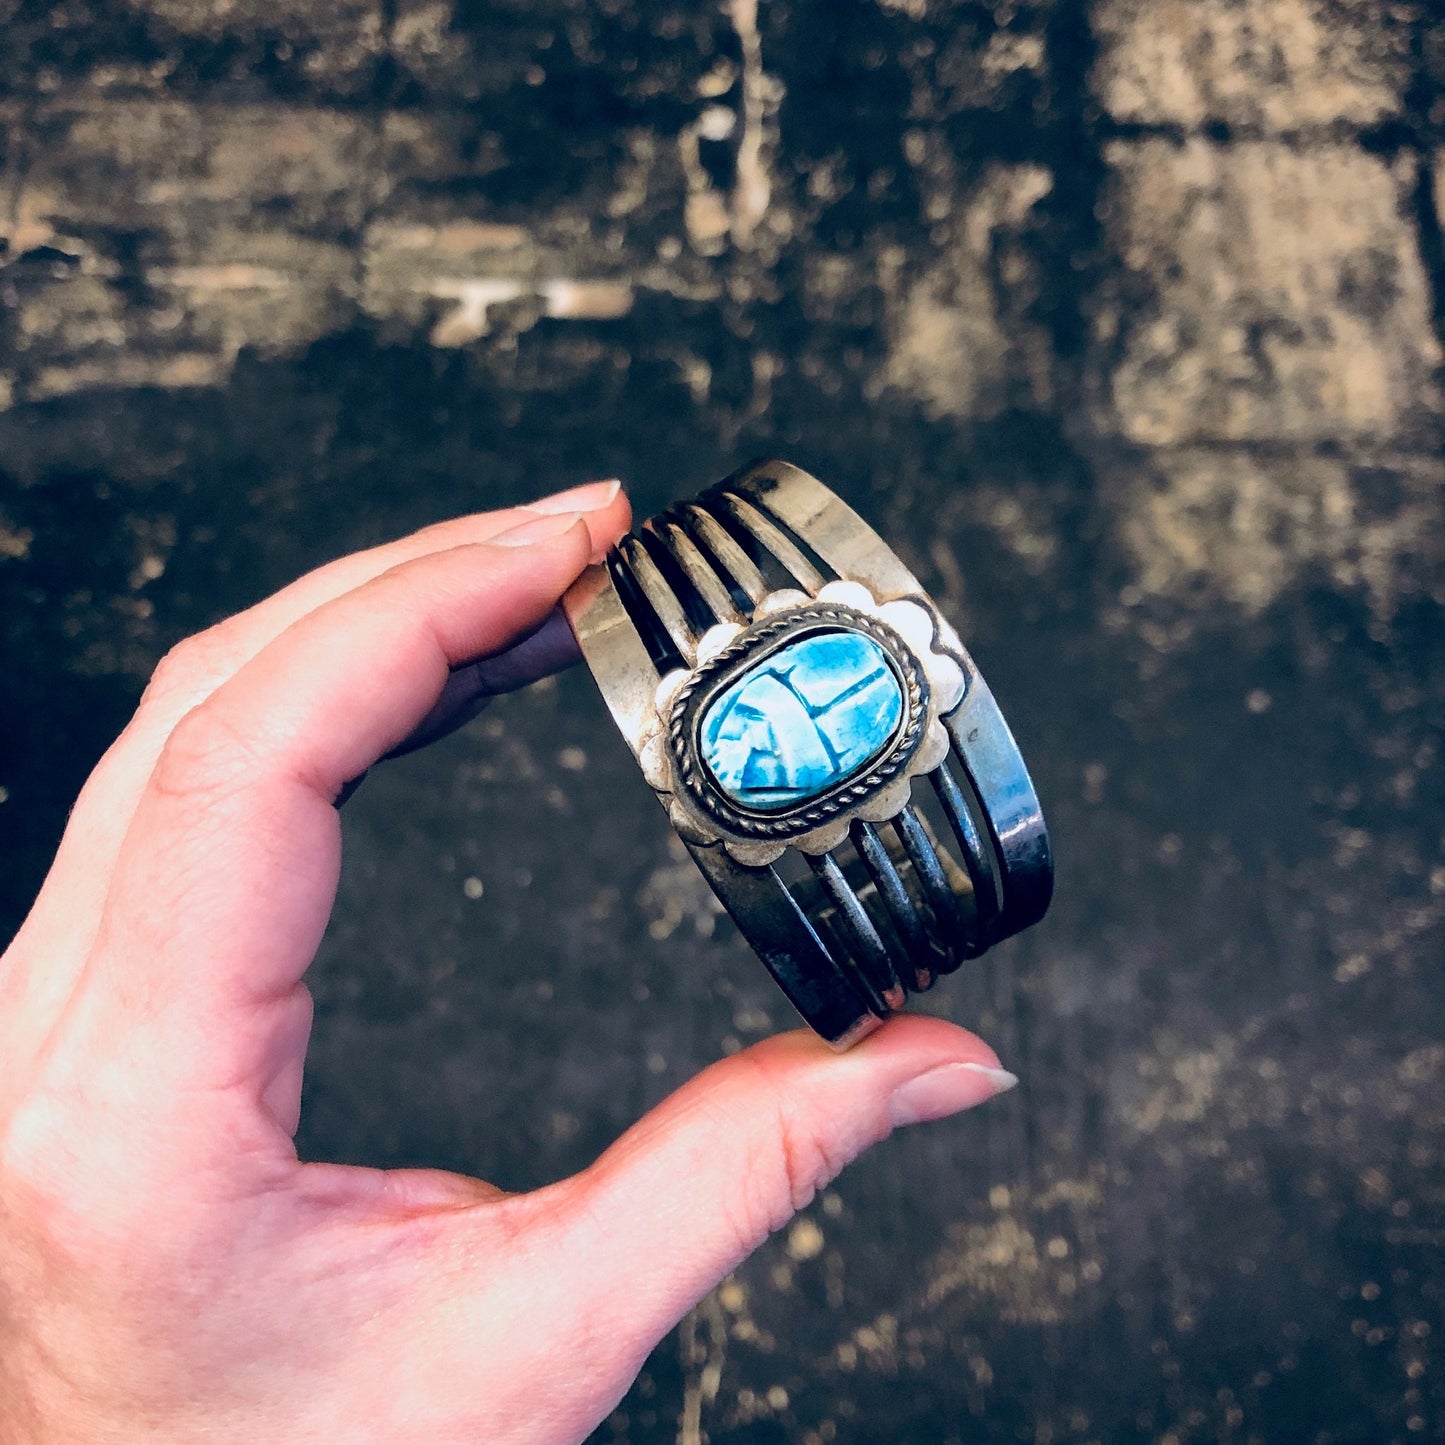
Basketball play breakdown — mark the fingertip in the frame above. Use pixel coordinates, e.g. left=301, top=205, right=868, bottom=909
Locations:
left=843, top=1016, right=1012, bottom=1129
left=487, top=503, right=628, bottom=571
left=745, top=1014, right=1002, bottom=1082
left=519, top=478, right=631, bottom=564
left=582, top=485, right=632, bottom=563
left=737, top=1014, right=1012, bottom=1132
left=526, top=478, right=623, bottom=515
left=486, top=512, right=595, bottom=551
left=886, top=1061, right=1019, bottom=1128
left=849, top=1012, right=1004, bottom=1073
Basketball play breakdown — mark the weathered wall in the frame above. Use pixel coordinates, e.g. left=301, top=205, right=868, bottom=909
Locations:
left=1, top=2, right=1442, bottom=1443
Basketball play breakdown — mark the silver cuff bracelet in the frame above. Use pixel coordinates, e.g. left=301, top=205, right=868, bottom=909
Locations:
left=564, top=460, right=1052, bottom=1048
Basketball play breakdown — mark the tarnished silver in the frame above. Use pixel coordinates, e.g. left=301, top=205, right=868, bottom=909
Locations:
left=564, top=460, right=1053, bottom=1048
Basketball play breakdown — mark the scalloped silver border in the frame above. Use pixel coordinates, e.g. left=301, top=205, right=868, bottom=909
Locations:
left=634, top=580, right=969, bottom=868
left=667, top=603, right=929, bottom=839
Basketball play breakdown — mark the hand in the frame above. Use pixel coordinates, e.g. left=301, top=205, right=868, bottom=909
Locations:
left=0, top=480, right=1017, bottom=1445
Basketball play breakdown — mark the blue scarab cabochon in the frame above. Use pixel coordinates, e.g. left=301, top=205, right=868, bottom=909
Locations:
left=698, top=629, right=906, bottom=812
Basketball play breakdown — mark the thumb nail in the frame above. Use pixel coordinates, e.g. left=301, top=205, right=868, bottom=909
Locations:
left=887, top=1062, right=1019, bottom=1128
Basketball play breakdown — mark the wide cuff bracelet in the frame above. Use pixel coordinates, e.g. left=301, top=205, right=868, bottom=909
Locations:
left=563, top=460, right=1053, bottom=1049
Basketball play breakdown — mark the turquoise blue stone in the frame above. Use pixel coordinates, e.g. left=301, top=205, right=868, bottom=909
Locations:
left=699, top=630, right=904, bottom=812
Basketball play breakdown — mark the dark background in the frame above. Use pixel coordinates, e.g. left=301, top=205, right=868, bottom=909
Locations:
left=2, top=1, right=1443, bottom=1441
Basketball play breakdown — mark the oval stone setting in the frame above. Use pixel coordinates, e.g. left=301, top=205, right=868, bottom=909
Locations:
left=698, top=629, right=905, bottom=812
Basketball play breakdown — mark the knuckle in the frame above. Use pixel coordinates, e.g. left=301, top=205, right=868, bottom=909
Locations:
left=140, top=628, right=239, bottom=714
left=1, top=1090, right=194, bottom=1290
left=1, top=1096, right=124, bottom=1258
left=725, top=1061, right=850, bottom=1253
left=150, top=699, right=256, bottom=803
left=769, top=1096, right=843, bottom=1216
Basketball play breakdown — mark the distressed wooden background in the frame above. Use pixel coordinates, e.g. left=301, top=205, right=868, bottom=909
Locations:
left=2, top=2, right=1443, bottom=1442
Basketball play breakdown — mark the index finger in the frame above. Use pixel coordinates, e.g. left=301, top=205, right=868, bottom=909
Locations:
left=4, top=482, right=628, bottom=1035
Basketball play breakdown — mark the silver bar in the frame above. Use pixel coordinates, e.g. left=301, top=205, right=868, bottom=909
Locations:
left=892, top=804, right=966, bottom=969
left=809, top=852, right=905, bottom=1012
left=731, top=461, right=920, bottom=600
left=715, top=490, right=827, bottom=594
left=681, top=502, right=769, bottom=608
left=932, top=762, right=1003, bottom=926
left=618, top=535, right=697, bottom=666
left=561, top=563, right=662, bottom=750
left=851, top=820, right=935, bottom=991
left=652, top=519, right=744, bottom=625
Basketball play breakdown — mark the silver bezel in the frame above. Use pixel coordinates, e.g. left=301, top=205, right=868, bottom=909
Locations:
left=634, top=579, right=969, bottom=868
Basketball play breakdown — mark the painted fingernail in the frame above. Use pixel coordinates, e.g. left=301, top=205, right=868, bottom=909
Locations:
left=527, top=479, right=622, bottom=515
left=488, top=512, right=590, bottom=548
left=887, top=1062, right=1019, bottom=1128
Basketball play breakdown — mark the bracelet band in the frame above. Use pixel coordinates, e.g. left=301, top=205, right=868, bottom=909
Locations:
left=564, top=461, right=1052, bottom=1048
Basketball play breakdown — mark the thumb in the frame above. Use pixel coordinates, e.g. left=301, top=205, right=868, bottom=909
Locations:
left=547, top=1015, right=1015, bottom=1360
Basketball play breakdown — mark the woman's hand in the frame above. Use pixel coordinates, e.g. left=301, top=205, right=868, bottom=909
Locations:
left=0, top=480, right=1015, bottom=1445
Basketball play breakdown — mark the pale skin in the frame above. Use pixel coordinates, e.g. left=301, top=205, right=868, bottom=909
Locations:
left=0, top=480, right=1016, bottom=1445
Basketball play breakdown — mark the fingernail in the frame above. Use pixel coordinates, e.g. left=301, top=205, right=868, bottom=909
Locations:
left=488, top=512, right=590, bottom=548
left=887, top=1062, right=1019, bottom=1128
left=526, top=479, right=622, bottom=515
